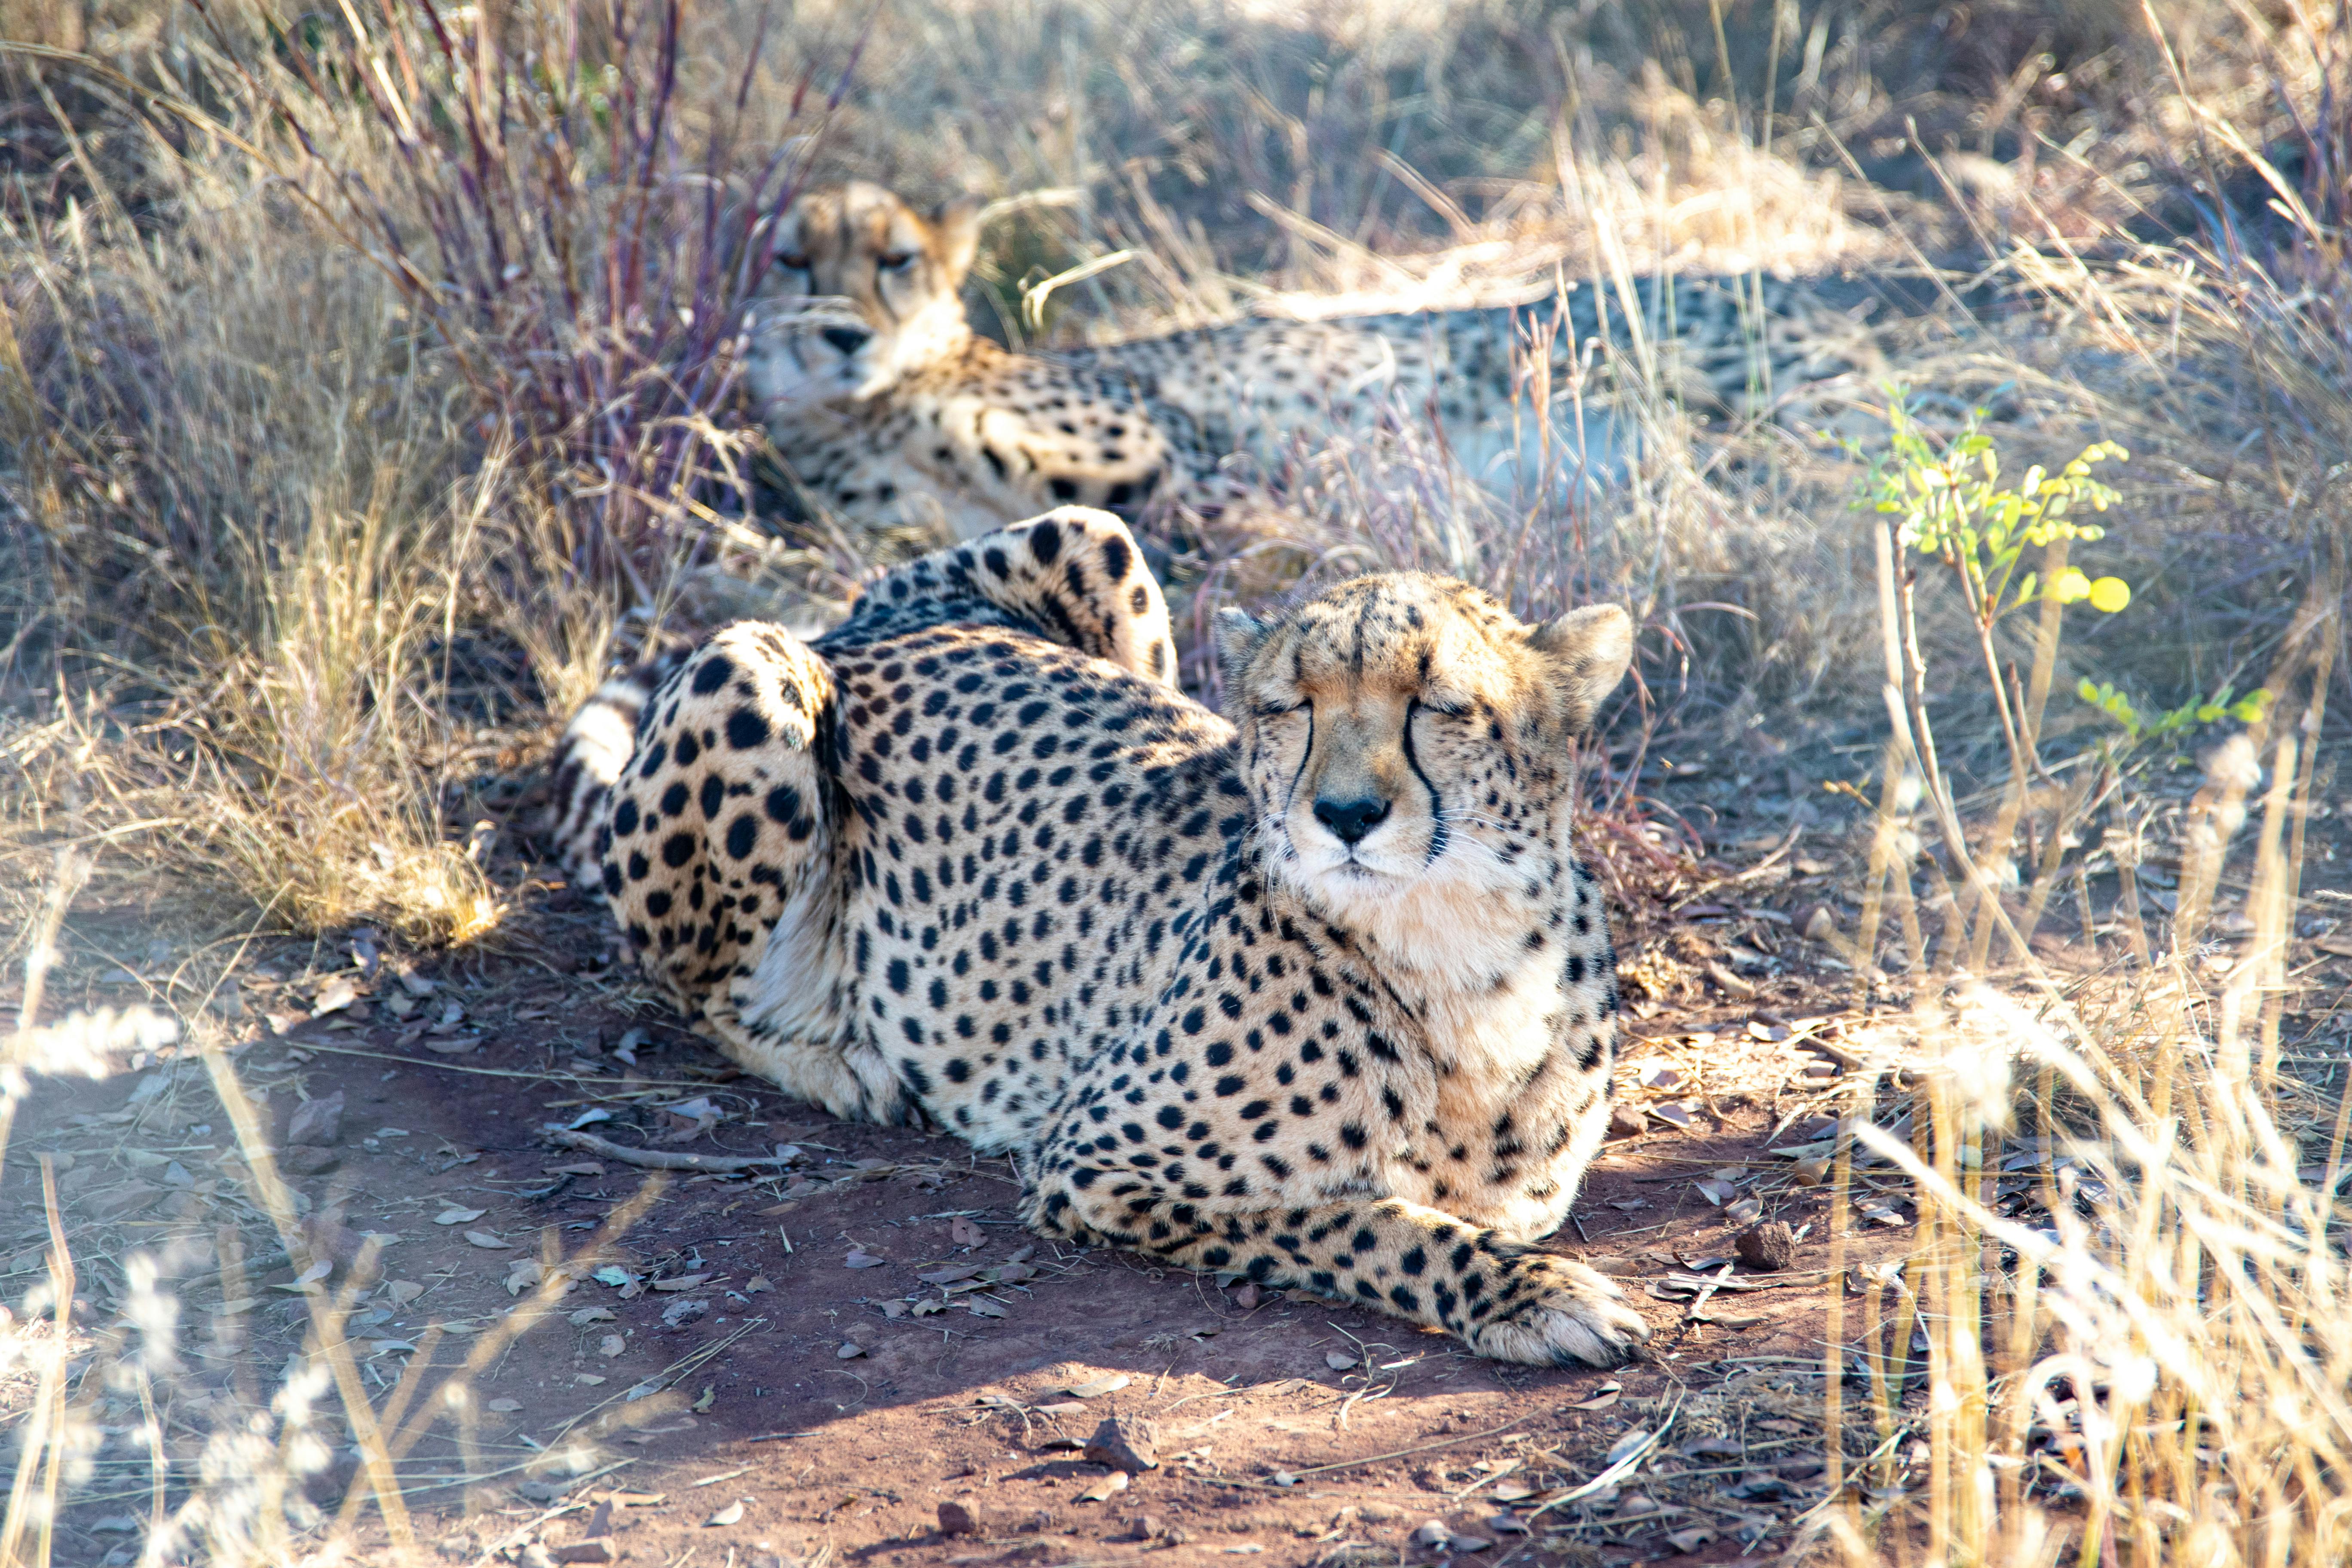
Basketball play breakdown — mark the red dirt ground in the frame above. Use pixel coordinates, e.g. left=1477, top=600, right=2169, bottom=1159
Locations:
left=10, top=773, right=2346, bottom=1568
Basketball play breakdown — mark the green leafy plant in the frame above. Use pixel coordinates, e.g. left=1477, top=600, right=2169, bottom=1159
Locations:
left=1846, top=393, right=2155, bottom=973
left=2076, top=679, right=2272, bottom=747
left=1859, top=399, right=2133, bottom=780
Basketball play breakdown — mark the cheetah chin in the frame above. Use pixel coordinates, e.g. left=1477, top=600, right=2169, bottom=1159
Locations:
left=545, top=507, right=1653, bottom=1366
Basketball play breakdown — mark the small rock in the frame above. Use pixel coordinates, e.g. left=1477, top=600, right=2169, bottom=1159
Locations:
left=1412, top=1519, right=1451, bottom=1548
left=1608, top=1105, right=1648, bottom=1139
left=1127, top=1513, right=1163, bottom=1541
left=301, top=1216, right=370, bottom=1270
left=286, top=1090, right=346, bottom=1148
left=1735, top=1220, right=1798, bottom=1272
left=517, top=1479, right=570, bottom=1504
left=89, top=1182, right=163, bottom=1220
left=282, top=1142, right=343, bottom=1175
left=661, top=1297, right=710, bottom=1329
left=549, top=1543, right=617, bottom=1565
left=937, top=1501, right=982, bottom=1537
left=518, top=1547, right=556, bottom=1568
left=1083, top=1413, right=1159, bottom=1474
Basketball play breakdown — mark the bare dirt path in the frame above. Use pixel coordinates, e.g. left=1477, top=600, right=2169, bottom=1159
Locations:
left=7, top=880, right=1905, bottom=1568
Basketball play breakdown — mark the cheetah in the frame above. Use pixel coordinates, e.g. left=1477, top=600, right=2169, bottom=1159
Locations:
left=742, top=180, right=1876, bottom=539
left=547, top=506, right=1652, bottom=1365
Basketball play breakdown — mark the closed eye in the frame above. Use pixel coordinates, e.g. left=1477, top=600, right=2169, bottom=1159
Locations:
left=776, top=252, right=811, bottom=272
left=1254, top=701, right=1305, bottom=719
left=1416, top=701, right=1470, bottom=718
left=878, top=251, right=918, bottom=272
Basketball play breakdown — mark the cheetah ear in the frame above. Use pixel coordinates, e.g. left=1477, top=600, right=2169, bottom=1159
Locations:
left=1526, top=603, right=1633, bottom=733
left=929, top=196, right=984, bottom=285
left=1213, top=607, right=1269, bottom=690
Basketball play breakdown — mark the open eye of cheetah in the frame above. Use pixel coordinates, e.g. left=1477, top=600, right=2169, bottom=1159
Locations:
left=1215, top=575, right=1632, bottom=971
left=742, top=180, right=980, bottom=410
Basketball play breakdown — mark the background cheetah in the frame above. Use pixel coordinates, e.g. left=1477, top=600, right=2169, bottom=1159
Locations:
left=744, top=181, right=1879, bottom=539
left=548, top=507, right=1651, bottom=1365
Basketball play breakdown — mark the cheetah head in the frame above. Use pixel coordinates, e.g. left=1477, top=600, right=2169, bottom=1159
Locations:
left=742, top=181, right=981, bottom=411
left=1216, top=575, right=1632, bottom=970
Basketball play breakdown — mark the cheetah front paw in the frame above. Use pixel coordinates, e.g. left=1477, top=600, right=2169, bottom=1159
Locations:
left=1468, top=1257, right=1653, bottom=1367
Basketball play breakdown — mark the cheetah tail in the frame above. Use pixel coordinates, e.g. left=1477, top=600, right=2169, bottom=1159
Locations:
left=540, top=647, right=692, bottom=888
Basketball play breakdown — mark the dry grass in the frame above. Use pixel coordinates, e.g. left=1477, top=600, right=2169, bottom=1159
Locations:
left=0, top=0, right=2346, bottom=1564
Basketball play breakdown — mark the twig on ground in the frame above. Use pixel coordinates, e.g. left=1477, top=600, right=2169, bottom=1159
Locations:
left=547, top=1130, right=806, bottom=1171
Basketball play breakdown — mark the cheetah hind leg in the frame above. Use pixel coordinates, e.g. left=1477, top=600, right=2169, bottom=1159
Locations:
left=1031, top=1188, right=1651, bottom=1367
left=597, top=622, right=904, bottom=1125
left=542, top=644, right=695, bottom=887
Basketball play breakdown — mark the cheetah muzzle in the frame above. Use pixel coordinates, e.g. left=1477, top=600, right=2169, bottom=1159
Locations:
left=546, top=507, right=1651, bottom=1366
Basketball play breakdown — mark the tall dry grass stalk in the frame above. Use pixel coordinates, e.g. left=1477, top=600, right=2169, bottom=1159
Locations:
left=1817, top=721, right=2348, bottom=1564
left=1803, top=61, right=2352, bottom=1540
left=0, top=0, right=826, bottom=942
left=0, top=135, right=515, bottom=944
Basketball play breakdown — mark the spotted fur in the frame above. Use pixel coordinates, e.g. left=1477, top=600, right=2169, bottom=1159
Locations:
left=546, top=507, right=1650, bottom=1365
left=743, top=181, right=1877, bottom=539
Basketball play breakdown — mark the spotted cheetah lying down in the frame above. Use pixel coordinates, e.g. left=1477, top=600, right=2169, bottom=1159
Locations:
left=547, top=508, right=1651, bottom=1364
left=743, top=181, right=1874, bottom=539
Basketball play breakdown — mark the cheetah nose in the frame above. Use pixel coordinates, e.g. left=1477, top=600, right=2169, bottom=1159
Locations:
left=1313, top=795, right=1392, bottom=846
left=820, top=324, right=872, bottom=356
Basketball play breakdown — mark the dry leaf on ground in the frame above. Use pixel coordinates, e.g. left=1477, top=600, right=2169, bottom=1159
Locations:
left=311, top=978, right=360, bottom=1016
left=1059, top=1375, right=1131, bottom=1399
left=1570, top=1383, right=1622, bottom=1411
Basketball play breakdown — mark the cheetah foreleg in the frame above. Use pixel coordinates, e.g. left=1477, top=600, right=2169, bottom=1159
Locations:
left=1039, top=1188, right=1651, bottom=1367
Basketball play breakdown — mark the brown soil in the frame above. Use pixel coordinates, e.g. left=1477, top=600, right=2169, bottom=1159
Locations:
left=11, top=772, right=2347, bottom=1568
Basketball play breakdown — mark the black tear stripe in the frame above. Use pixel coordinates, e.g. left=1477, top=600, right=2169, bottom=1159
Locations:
left=1285, top=704, right=1317, bottom=821
left=1403, top=698, right=1448, bottom=865
left=865, top=206, right=906, bottom=326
